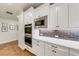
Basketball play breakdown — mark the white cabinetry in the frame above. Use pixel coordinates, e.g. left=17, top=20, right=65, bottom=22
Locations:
left=44, top=43, right=55, bottom=56
left=50, top=4, right=68, bottom=28
left=24, top=7, right=34, bottom=24
left=49, top=4, right=58, bottom=28
left=70, top=48, right=79, bottom=56
left=54, top=45, right=69, bottom=56
left=57, top=4, right=68, bottom=28
left=34, top=4, right=49, bottom=18
left=34, top=4, right=50, bottom=29
left=69, top=4, right=79, bottom=28
left=45, top=42, right=69, bottom=56
left=32, top=39, right=44, bottom=56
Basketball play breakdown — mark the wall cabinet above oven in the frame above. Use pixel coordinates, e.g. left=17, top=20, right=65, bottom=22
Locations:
left=24, top=7, right=34, bottom=24
left=34, top=4, right=49, bottom=19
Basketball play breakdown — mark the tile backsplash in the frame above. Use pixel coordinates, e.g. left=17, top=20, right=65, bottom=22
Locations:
left=39, top=29, right=79, bottom=41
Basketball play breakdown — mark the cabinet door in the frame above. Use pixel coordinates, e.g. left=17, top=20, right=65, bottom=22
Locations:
left=32, top=39, right=44, bottom=56
left=34, top=4, right=49, bottom=18
left=24, top=7, right=33, bottom=24
left=24, top=14, right=29, bottom=24
left=69, top=4, right=79, bottom=28
left=24, top=12, right=33, bottom=24
left=54, top=45, right=69, bottom=56
left=49, top=4, right=58, bottom=28
left=32, top=39, right=40, bottom=55
left=57, top=4, right=69, bottom=28
left=70, top=48, right=79, bottom=56
left=38, top=4, right=49, bottom=17
left=38, top=41, right=45, bottom=56
left=45, top=43, right=55, bottom=56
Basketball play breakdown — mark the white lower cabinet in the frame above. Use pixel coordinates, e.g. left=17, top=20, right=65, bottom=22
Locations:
left=70, top=48, right=79, bottom=56
left=32, top=39, right=44, bottom=56
left=44, top=42, right=69, bottom=56
left=54, top=45, right=69, bottom=56
left=32, top=39, right=79, bottom=56
left=44, top=43, right=55, bottom=56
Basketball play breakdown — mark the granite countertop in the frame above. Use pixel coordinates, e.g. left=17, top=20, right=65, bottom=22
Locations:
left=33, top=36, right=79, bottom=50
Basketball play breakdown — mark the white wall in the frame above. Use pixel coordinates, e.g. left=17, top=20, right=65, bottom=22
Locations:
left=0, top=17, right=18, bottom=44
left=18, top=12, right=25, bottom=50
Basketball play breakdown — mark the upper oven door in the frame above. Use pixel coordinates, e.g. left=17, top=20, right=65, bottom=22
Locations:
left=25, top=24, right=32, bottom=34
left=34, top=16, right=47, bottom=28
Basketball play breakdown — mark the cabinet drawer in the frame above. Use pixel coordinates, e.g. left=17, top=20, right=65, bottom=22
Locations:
left=70, top=48, right=79, bottom=56
left=56, top=45, right=69, bottom=52
left=54, top=49, right=68, bottom=56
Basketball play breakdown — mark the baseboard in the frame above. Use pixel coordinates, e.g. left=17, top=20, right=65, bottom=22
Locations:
left=18, top=44, right=25, bottom=50
left=0, top=39, right=17, bottom=44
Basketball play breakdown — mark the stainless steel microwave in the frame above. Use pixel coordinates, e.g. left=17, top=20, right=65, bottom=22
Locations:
left=34, top=16, right=47, bottom=28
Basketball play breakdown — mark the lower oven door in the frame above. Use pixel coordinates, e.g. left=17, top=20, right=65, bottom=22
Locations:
left=25, top=37, right=32, bottom=47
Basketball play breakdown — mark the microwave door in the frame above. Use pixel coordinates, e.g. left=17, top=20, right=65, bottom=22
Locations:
left=35, top=20, right=44, bottom=26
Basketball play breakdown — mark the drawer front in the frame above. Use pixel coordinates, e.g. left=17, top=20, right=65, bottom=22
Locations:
left=56, top=45, right=69, bottom=52
left=70, top=48, right=79, bottom=56
left=54, top=49, right=68, bottom=56
left=45, top=43, right=54, bottom=56
left=55, top=45, right=69, bottom=56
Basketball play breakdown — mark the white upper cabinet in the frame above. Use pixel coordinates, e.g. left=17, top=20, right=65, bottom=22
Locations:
left=69, top=4, right=79, bottom=28
left=49, top=4, right=58, bottom=28
left=49, top=4, right=68, bottom=28
left=24, top=7, right=34, bottom=24
left=57, top=4, right=69, bottom=28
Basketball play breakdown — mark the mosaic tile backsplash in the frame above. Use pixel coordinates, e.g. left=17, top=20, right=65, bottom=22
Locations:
left=39, top=29, right=79, bottom=41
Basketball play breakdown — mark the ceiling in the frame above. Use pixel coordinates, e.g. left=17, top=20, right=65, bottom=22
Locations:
left=0, top=3, right=43, bottom=20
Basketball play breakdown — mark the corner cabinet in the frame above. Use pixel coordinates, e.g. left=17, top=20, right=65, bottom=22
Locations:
left=32, top=39, right=45, bottom=56
left=49, top=4, right=69, bottom=28
left=44, top=42, right=69, bottom=56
